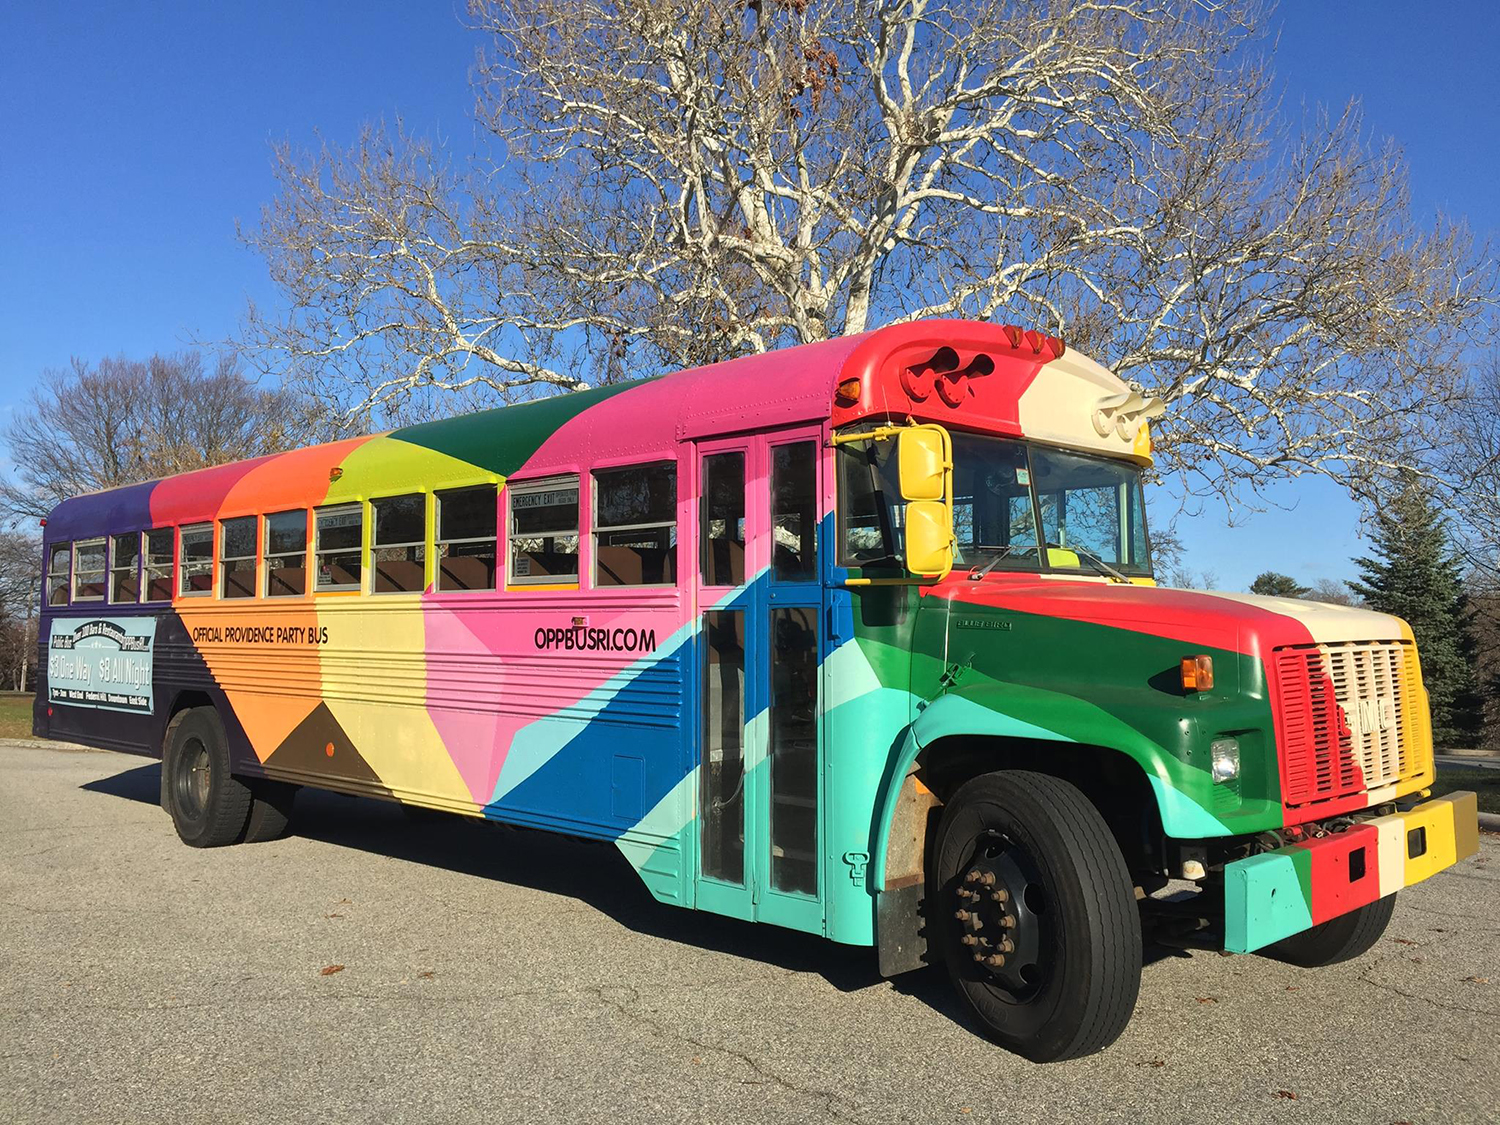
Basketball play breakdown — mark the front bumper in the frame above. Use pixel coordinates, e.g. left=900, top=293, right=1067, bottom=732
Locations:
left=1224, top=791, right=1480, bottom=954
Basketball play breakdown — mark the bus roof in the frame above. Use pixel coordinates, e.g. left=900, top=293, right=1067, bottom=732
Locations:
left=44, top=319, right=1149, bottom=539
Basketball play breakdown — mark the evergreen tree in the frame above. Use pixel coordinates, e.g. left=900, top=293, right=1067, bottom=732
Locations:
left=1250, top=571, right=1310, bottom=599
left=1347, top=478, right=1479, bottom=746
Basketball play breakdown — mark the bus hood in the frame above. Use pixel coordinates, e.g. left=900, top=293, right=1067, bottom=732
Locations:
left=922, top=576, right=1410, bottom=662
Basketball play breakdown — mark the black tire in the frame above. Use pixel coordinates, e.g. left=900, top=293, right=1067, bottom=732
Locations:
left=243, top=780, right=298, bottom=843
left=933, top=770, right=1142, bottom=1062
left=1265, top=893, right=1396, bottom=967
left=164, top=708, right=252, bottom=848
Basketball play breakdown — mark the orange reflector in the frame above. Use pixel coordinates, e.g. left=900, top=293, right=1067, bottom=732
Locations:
left=835, top=377, right=861, bottom=402
left=1181, top=655, right=1214, bottom=692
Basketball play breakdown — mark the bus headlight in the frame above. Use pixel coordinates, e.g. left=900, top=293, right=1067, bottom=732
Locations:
left=1210, top=738, right=1240, bottom=784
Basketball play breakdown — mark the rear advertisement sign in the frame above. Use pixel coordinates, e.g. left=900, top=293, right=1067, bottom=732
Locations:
left=47, top=617, right=156, bottom=714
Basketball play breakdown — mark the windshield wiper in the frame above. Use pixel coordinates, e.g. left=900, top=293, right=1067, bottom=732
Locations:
left=1067, top=544, right=1130, bottom=584
left=968, top=545, right=1022, bottom=580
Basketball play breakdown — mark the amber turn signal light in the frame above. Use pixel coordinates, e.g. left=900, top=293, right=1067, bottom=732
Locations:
left=835, top=377, right=862, bottom=403
left=1181, top=654, right=1214, bottom=692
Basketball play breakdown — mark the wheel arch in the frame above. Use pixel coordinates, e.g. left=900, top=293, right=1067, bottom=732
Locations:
left=870, top=692, right=1188, bottom=976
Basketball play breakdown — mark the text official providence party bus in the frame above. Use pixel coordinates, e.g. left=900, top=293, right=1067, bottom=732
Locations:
left=36, top=320, right=1478, bottom=1060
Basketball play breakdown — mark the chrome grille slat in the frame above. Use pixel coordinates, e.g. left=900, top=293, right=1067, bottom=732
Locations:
left=1272, top=640, right=1420, bottom=807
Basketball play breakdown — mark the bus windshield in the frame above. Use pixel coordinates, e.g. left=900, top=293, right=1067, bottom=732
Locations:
left=838, top=430, right=1153, bottom=578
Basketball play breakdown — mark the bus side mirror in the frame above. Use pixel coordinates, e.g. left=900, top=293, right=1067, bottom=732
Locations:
left=898, top=426, right=954, bottom=578
left=904, top=501, right=954, bottom=578
left=898, top=427, right=949, bottom=501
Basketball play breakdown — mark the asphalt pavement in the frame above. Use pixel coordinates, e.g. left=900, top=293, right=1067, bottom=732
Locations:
left=2, top=741, right=1497, bottom=1125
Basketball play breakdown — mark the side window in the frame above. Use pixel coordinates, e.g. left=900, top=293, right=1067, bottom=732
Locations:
left=771, top=441, right=818, bottom=581
left=436, top=485, right=498, bottom=591
left=836, top=437, right=903, bottom=565
left=46, top=543, right=71, bottom=607
left=373, top=493, right=427, bottom=594
left=594, top=462, right=677, bottom=587
left=179, top=524, right=213, bottom=595
left=508, top=478, right=578, bottom=587
left=72, top=537, right=106, bottom=602
left=219, top=516, right=257, bottom=599
left=701, top=452, right=746, bottom=587
left=109, top=533, right=140, bottom=603
left=265, top=510, right=308, bottom=597
left=314, top=506, right=362, bottom=591
left=143, top=529, right=174, bottom=601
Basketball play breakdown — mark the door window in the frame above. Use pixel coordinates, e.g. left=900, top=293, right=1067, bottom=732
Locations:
left=771, top=442, right=817, bottom=581
left=769, top=605, right=818, bottom=895
left=701, top=609, right=746, bottom=885
left=701, top=452, right=746, bottom=586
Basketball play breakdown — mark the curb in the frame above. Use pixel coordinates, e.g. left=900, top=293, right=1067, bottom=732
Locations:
left=1480, top=812, right=1500, bottom=834
left=0, top=737, right=94, bottom=752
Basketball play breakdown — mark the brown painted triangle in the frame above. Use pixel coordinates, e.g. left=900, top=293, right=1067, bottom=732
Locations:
left=262, top=701, right=391, bottom=795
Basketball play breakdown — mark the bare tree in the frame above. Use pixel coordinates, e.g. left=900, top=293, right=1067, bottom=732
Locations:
left=1308, top=577, right=1359, bottom=607
left=1442, top=352, right=1500, bottom=580
left=241, top=0, right=1494, bottom=511
left=0, top=532, right=40, bottom=691
left=0, top=351, right=303, bottom=522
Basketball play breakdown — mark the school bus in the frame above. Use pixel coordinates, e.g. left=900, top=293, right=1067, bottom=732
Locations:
left=35, top=319, right=1479, bottom=1061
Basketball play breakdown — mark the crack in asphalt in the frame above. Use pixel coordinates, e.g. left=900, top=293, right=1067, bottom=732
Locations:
left=590, top=982, right=874, bottom=1124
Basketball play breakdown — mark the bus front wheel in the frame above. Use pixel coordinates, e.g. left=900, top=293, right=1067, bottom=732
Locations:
left=933, top=770, right=1142, bottom=1062
left=164, top=708, right=252, bottom=848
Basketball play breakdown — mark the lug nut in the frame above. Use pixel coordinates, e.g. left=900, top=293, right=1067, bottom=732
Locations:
left=1000, top=915, right=1016, bottom=929
left=979, top=872, right=996, bottom=886
left=972, top=952, right=985, bottom=962
left=999, top=938, right=1014, bottom=953
left=961, top=934, right=977, bottom=946
left=964, top=870, right=980, bottom=883
left=984, top=954, right=1006, bottom=968
left=990, top=888, right=1009, bottom=903
left=954, top=909, right=971, bottom=922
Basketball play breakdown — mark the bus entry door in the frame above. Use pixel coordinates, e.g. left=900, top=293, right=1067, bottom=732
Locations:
left=693, top=431, right=823, bottom=933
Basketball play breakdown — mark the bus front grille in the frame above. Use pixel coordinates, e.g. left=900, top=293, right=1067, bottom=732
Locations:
left=1272, top=641, right=1425, bottom=808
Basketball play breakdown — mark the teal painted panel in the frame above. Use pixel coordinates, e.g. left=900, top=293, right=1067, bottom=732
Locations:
left=1224, top=850, right=1315, bottom=953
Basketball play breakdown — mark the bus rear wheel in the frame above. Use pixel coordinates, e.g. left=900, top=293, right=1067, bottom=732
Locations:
left=165, top=708, right=252, bottom=848
left=933, top=770, right=1141, bottom=1062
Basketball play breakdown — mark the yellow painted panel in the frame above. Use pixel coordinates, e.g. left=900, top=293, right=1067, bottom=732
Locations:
left=1401, top=797, right=1460, bottom=886
left=1448, top=789, right=1480, bottom=860
left=314, top=600, right=472, bottom=804
left=324, top=435, right=500, bottom=503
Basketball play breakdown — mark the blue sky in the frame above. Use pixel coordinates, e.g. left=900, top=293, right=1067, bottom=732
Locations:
left=1, top=2, right=1496, bottom=589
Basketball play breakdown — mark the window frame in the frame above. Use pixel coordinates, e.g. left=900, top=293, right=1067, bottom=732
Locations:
left=506, top=475, right=580, bottom=589
left=313, top=503, right=364, bottom=593
left=591, top=461, right=678, bottom=589
left=218, top=515, right=259, bottom=600
left=178, top=523, right=214, bottom=597
left=433, top=483, right=499, bottom=593
left=71, top=536, right=107, bottom=603
left=46, top=543, right=71, bottom=607
left=108, top=531, right=142, bottom=605
left=370, top=491, right=429, bottom=595
left=263, top=509, right=309, bottom=598
left=142, top=528, right=174, bottom=603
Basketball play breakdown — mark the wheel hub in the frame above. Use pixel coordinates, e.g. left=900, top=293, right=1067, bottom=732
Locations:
left=175, top=739, right=211, bottom=820
left=952, top=838, right=1048, bottom=996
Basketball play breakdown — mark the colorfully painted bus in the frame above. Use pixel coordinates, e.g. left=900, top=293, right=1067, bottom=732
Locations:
left=36, top=319, right=1478, bottom=1061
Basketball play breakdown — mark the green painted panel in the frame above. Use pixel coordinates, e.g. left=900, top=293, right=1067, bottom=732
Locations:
left=388, top=380, right=649, bottom=477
